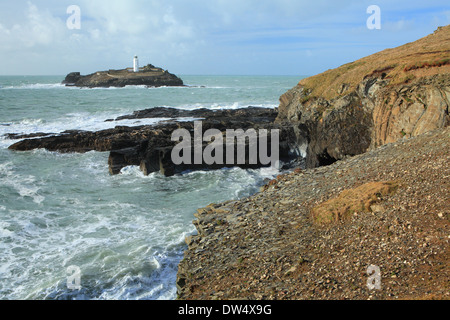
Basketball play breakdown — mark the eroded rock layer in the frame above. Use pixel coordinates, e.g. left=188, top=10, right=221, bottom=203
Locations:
left=276, top=26, right=450, bottom=168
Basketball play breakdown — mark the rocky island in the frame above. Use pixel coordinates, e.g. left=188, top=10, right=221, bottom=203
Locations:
left=62, top=63, right=184, bottom=88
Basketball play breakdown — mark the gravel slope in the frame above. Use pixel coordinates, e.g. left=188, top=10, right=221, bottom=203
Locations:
left=177, top=127, right=449, bottom=300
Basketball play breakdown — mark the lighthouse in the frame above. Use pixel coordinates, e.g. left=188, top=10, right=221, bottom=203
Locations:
left=133, top=55, right=139, bottom=72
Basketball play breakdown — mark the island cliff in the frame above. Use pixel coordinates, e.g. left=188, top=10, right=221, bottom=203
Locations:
left=62, top=63, right=184, bottom=88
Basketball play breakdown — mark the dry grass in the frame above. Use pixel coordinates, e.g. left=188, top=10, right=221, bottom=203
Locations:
left=299, top=25, right=450, bottom=100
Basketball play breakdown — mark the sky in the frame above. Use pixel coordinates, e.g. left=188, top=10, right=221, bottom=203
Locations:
left=0, top=0, right=448, bottom=76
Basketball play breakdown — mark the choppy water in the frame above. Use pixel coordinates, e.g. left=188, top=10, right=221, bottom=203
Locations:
left=0, top=75, right=301, bottom=300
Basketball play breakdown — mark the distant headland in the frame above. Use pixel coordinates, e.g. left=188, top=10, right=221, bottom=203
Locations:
left=62, top=58, right=184, bottom=88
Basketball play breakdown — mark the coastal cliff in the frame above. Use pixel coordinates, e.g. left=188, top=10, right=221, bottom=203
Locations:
left=276, top=25, right=449, bottom=168
left=176, top=27, right=450, bottom=300
left=62, top=64, right=184, bottom=88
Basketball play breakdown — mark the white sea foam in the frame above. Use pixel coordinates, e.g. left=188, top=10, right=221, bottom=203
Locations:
left=1, top=83, right=68, bottom=90
left=0, top=113, right=200, bottom=149
left=0, top=161, right=45, bottom=204
left=0, top=154, right=278, bottom=300
left=0, top=83, right=165, bottom=90
left=0, top=222, right=13, bottom=238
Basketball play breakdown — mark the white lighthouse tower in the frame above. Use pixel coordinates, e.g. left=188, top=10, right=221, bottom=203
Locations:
left=133, top=55, right=139, bottom=73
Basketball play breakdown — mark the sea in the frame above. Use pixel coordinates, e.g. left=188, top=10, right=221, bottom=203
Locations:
left=0, top=75, right=301, bottom=300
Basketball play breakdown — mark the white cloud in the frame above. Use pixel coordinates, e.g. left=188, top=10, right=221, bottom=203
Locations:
left=383, top=19, right=416, bottom=32
left=81, top=1, right=195, bottom=41
left=82, top=0, right=149, bottom=35
left=0, top=0, right=448, bottom=75
left=2, top=2, right=66, bottom=48
left=89, top=29, right=101, bottom=40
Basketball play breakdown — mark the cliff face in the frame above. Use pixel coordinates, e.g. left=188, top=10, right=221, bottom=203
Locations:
left=276, top=26, right=450, bottom=168
left=175, top=27, right=450, bottom=300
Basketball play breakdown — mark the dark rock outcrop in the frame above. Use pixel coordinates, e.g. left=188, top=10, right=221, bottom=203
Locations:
left=62, top=64, right=184, bottom=88
left=62, top=72, right=82, bottom=85
left=8, top=107, right=302, bottom=176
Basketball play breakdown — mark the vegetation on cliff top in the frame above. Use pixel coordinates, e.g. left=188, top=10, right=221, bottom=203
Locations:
left=299, top=25, right=450, bottom=100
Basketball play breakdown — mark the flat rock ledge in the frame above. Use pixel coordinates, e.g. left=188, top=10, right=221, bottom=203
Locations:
left=177, top=127, right=449, bottom=300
